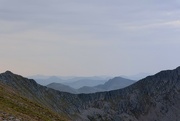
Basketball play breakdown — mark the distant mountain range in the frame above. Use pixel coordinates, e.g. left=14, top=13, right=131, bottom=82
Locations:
left=95, top=77, right=135, bottom=91
left=47, top=82, right=78, bottom=94
left=29, top=75, right=111, bottom=87
left=121, top=72, right=151, bottom=80
left=63, top=79, right=108, bottom=89
left=29, top=73, right=150, bottom=89
left=1, top=67, right=180, bottom=120
left=47, top=77, right=135, bottom=94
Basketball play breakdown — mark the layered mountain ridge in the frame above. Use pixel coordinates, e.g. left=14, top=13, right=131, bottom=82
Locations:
left=47, top=77, right=135, bottom=94
left=0, top=67, right=180, bottom=121
left=30, top=75, right=110, bottom=87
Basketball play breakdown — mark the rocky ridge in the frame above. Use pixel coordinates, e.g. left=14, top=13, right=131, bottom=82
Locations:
left=0, top=67, right=180, bottom=121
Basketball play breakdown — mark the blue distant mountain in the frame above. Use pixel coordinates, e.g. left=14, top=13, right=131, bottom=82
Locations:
left=47, top=76, right=135, bottom=94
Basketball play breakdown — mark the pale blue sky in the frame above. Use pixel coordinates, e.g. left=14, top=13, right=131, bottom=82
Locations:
left=1, top=0, right=180, bottom=76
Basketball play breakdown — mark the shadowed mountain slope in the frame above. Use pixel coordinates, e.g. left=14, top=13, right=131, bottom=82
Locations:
left=0, top=71, right=81, bottom=120
left=0, top=67, right=180, bottom=121
left=77, top=67, right=180, bottom=120
left=0, top=76, right=67, bottom=121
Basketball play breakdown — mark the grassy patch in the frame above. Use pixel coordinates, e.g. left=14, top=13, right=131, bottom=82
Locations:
left=0, top=83, right=68, bottom=121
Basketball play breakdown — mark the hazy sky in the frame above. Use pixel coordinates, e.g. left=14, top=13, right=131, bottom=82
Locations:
left=1, top=0, right=180, bottom=76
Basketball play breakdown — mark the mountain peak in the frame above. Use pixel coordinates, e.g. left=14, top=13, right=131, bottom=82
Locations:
left=4, top=70, right=13, bottom=75
left=175, top=66, right=180, bottom=72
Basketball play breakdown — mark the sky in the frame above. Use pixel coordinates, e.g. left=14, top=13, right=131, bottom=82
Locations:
left=1, top=0, right=180, bottom=77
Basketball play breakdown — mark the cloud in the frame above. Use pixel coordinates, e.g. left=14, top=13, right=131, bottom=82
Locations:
left=123, top=20, right=180, bottom=30
left=1, top=0, right=180, bottom=76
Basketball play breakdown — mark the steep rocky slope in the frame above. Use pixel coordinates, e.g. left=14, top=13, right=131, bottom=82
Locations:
left=0, top=79, right=67, bottom=121
left=77, top=67, right=180, bottom=120
left=0, top=71, right=83, bottom=120
left=0, top=67, right=180, bottom=121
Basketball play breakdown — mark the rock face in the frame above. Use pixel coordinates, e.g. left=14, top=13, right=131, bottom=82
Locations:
left=0, top=67, right=180, bottom=121
left=77, top=67, right=180, bottom=121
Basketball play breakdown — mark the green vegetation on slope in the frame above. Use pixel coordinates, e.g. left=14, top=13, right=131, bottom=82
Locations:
left=0, top=82, right=68, bottom=121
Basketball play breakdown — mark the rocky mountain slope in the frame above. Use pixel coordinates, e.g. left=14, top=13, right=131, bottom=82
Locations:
left=76, top=67, right=180, bottom=121
left=0, top=77, right=67, bottom=121
left=0, top=71, right=84, bottom=120
left=0, top=67, right=180, bottom=121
